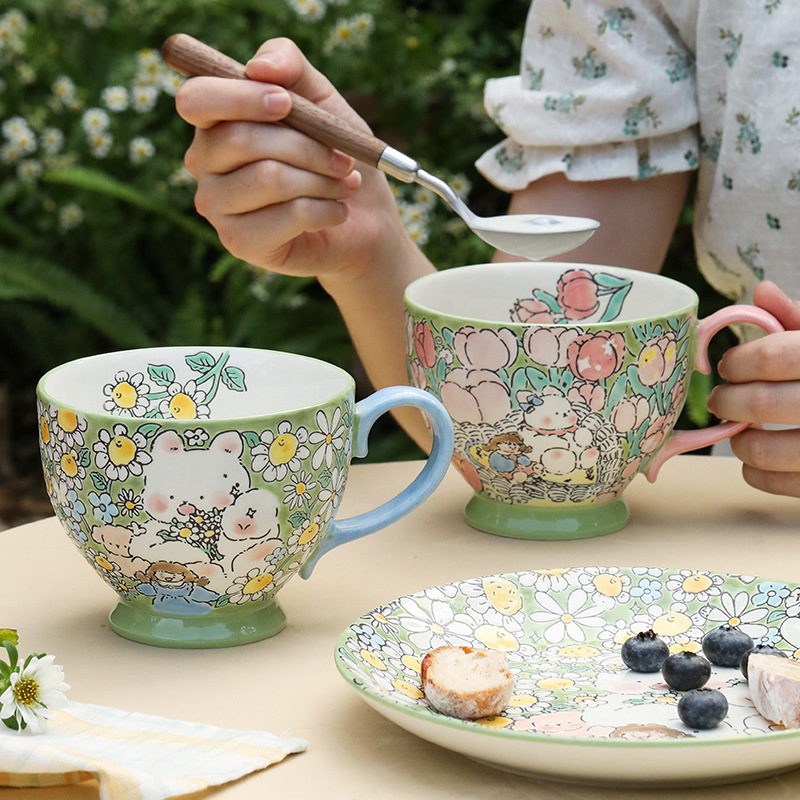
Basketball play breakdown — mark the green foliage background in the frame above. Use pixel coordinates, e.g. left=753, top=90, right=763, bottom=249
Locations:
left=0, top=0, right=726, bottom=488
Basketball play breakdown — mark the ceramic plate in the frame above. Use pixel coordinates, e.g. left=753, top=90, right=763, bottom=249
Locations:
left=334, top=567, right=800, bottom=787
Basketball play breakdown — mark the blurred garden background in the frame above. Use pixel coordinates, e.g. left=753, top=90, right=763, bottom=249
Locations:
left=0, top=0, right=729, bottom=527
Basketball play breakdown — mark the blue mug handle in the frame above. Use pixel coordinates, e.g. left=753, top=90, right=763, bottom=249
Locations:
left=300, top=386, right=454, bottom=578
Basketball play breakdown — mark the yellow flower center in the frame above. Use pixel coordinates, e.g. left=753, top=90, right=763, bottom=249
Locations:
left=56, top=408, right=78, bottom=433
left=39, top=416, right=51, bottom=445
left=537, top=677, right=574, bottom=691
left=95, top=554, right=114, bottom=571
left=112, top=381, right=138, bottom=409
left=594, top=574, right=623, bottom=597
left=474, top=624, right=518, bottom=652
left=243, top=573, right=273, bottom=595
left=561, top=613, right=575, bottom=624
left=402, top=654, right=422, bottom=673
left=169, top=393, right=197, bottom=419
left=178, top=527, right=192, bottom=538
left=109, top=435, right=137, bottom=466
left=392, top=679, right=424, bottom=699
left=325, top=433, right=333, bottom=444
left=13, top=677, right=38, bottom=706
left=269, top=434, right=298, bottom=465
left=483, top=577, right=522, bottom=615
left=362, top=650, right=386, bottom=670
left=60, top=452, right=78, bottom=477
left=295, top=482, right=307, bottom=496
left=683, top=574, right=712, bottom=593
left=298, top=522, right=320, bottom=546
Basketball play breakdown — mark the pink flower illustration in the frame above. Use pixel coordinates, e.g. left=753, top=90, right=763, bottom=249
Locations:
left=408, top=360, right=427, bottom=391
left=523, top=326, right=581, bottom=367
left=611, top=395, right=650, bottom=433
left=567, top=380, right=606, bottom=412
left=557, top=269, right=600, bottom=320
left=637, top=333, right=678, bottom=387
left=413, top=321, right=437, bottom=369
left=453, top=326, right=518, bottom=371
left=510, top=298, right=558, bottom=324
left=640, top=412, right=676, bottom=454
left=439, top=368, right=511, bottom=425
left=566, top=332, right=626, bottom=382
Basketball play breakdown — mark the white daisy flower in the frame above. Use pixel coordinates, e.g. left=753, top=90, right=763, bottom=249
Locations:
left=16, top=158, right=41, bottom=182
left=102, top=370, right=151, bottom=417
left=0, top=654, right=70, bottom=734
left=81, top=107, right=109, bottom=135
left=528, top=588, right=606, bottom=644
left=92, top=424, right=152, bottom=481
left=251, top=421, right=310, bottom=481
left=82, top=3, right=108, bottom=29
left=89, top=131, right=113, bottom=158
left=226, top=568, right=276, bottom=604
left=131, top=85, right=158, bottom=113
left=317, top=466, right=346, bottom=520
left=129, top=136, right=155, bottom=164
left=308, top=407, right=346, bottom=469
left=52, top=75, right=77, bottom=106
left=40, top=127, right=64, bottom=154
left=58, top=203, right=84, bottom=231
left=158, top=380, right=209, bottom=420
left=101, top=85, right=128, bottom=112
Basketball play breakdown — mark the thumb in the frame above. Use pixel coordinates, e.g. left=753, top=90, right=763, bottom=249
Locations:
left=753, top=281, right=800, bottom=331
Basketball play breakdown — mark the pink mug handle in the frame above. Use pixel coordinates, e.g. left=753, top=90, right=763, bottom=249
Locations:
left=643, top=305, right=784, bottom=482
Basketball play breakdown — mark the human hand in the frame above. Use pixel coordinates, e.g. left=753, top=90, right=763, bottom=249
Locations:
left=174, top=37, right=409, bottom=283
left=707, top=281, right=800, bottom=497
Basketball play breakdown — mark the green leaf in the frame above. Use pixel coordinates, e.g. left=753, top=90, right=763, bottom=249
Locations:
left=186, top=352, right=216, bottom=374
left=148, top=364, right=175, bottom=387
left=90, top=471, right=110, bottom=492
left=222, top=366, right=247, bottom=392
left=42, top=167, right=222, bottom=247
left=0, top=247, right=152, bottom=348
left=2, top=639, right=19, bottom=669
left=242, top=431, right=260, bottom=449
left=136, top=423, right=163, bottom=440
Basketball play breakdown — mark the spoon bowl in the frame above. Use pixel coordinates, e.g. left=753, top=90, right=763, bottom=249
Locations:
left=163, top=34, right=599, bottom=261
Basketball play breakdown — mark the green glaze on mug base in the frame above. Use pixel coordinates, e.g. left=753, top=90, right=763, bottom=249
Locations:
left=463, top=494, right=629, bottom=540
left=108, top=598, right=287, bottom=648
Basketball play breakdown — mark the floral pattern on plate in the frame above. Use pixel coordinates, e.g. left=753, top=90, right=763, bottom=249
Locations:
left=336, top=567, right=800, bottom=763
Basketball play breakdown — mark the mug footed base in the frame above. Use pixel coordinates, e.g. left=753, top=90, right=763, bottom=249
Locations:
left=464, top=494, right=629, bottom=540
left=108, top=599, right=287, bottom=648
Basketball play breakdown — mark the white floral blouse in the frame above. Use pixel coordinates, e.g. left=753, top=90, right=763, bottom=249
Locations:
left=476, top=0, right=800, bottom=312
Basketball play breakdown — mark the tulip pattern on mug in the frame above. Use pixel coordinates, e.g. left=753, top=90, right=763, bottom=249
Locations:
left=406, top=268, right=692, bottom=506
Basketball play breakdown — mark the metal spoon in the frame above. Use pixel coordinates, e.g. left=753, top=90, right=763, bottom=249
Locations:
left=162, top=34, right=599, bottom=260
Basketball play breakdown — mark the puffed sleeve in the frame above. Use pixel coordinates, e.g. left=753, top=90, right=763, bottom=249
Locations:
left=476, top=0, right=700, bottom=191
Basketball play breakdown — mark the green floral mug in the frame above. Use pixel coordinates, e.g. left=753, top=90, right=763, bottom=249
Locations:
left=37, top=347, right=453, bottom=648
left=405, top=262, right=783, bottom=540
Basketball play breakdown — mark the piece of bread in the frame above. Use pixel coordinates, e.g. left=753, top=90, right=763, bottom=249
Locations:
left=420, top=646, right=513, bottom=720
left=748, top=653, right=800, bottom=728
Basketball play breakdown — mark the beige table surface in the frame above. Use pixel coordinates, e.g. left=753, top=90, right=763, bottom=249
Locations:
left=2, top=454, right=800, bottom=800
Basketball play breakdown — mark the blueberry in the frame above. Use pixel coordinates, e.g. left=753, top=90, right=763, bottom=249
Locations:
left=701, top=625, right=754, bottom=667
left=662, top=651, right=711, bottom=691
left=740, top=644, right=789, bottom=680
left=621, top=630, right=669, bottom=672
left=677, top=688, right=728, bottom=729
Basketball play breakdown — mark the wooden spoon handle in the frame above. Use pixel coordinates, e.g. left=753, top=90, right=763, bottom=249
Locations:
left=162, top=33, right=388, bottom=167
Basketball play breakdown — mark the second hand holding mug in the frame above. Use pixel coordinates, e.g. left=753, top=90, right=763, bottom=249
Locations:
left=37, top=347, right=454, bottom=647
left=404, top=262, right=783, bottom=540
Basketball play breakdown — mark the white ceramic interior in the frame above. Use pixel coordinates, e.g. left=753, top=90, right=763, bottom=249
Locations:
left=40, top=347, right=353, bottom=418
left=405, top=262, right=697, bottom=324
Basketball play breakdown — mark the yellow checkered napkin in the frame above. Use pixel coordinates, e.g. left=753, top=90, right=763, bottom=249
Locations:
left=0, top=701, right=306, bottom=800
